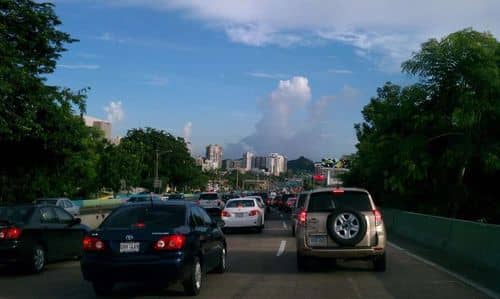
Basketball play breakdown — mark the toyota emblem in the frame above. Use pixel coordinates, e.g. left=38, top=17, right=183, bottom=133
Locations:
left=125, top=235, right=134, bottom=241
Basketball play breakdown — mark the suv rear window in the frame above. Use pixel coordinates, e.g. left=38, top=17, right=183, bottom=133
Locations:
left=307, top=191, right=372, bottom=212
left=199, top=193, right=218, bottom=200
left=100, top=205, right=186, bottom=229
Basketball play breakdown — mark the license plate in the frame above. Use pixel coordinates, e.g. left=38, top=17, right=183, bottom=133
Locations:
left=120, top=242, right=140, bottom=253
left=308, top=235, right=327, bottom=247
left=235, top=213, right=244, bottom=217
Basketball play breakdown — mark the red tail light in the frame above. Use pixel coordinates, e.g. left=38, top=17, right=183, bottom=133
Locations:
left=154, top=235, right=186, bottom=251
left=249, top=210, right=260, bottom=216
left=332, top=188, right=344, bottom=193
left=0, top=227, right=22, bottom=240
left=221, top=210, right=231, bottom=217
left=298, top=210, right=307, bottom=224
left=373, top=209, right=382, bottom=226
left=83, top=236, right=106, bottom=251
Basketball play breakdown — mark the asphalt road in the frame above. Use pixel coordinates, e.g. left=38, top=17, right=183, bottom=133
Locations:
left=0, top=209, right=492, bottom=299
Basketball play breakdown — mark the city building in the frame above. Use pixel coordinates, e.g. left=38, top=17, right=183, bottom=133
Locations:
left=267, top=153, right=287, bottom=176
left=252, top=156, right=268, bottom=170
left=83, top=116, right=112, bottom=140
left=205, top=144, right=223, bottom=169
left=314, top=158, right=350, bottom=186
left=243, top=152, right=254, bottom=171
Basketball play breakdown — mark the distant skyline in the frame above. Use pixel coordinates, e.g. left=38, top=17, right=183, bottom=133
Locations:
left=48, top=0, right=500, bottom=160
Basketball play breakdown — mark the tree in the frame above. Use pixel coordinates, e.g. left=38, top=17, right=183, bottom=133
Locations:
left=0, top=0, right=101, bottom=201
left=345, top=29, right=500, bottom=222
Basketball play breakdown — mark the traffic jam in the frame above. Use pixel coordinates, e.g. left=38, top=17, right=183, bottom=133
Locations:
left=0, top=188, right=389, bottom=297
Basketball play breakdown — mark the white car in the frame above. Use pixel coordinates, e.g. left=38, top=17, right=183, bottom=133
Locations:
left=36, top=197, right=80, bottom=216
left=221, top=198, right=264, bottom=233
left=197, top=192, right=225, bottom=217
left=247, top=195, right=266, bottom=219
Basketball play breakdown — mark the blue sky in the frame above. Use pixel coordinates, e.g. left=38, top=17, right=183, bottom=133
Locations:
left=48, top=0, right=500, bottom=160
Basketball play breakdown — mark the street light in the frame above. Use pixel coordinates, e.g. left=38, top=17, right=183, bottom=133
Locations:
left=154, top=149, right=172, bottom=194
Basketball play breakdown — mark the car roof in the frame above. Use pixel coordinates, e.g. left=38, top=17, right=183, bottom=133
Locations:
left=227, top=197, right=257, bottom=202
left=123, top=200, right=193, bottom=207
left=302, top=187, right=369, bottom=194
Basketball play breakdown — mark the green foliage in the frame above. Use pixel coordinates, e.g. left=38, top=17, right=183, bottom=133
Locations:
left=287, top=156, right=314, bottom=173
left=345, top=29, right=500, bottom=222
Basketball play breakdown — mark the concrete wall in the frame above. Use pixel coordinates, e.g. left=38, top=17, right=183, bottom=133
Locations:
left=382, top=208, right=500, bottom=274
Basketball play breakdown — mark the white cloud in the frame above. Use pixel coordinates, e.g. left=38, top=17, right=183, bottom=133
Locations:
left=183, top=121, right=193, bottom=142
left=59, top=64, right=100, bottom=70
left=247, top=72, right=287, bottom=79
left=328, top=69, right=352, bottom=75
left=143, top=75, right=169, bottom=86
left=108, top=0, right=500, bottom=70
left=104, top=101, right=124, bottom=123
left=95, top=32, right=128, bottom=43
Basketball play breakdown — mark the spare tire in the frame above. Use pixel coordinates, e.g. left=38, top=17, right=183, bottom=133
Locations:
left=327, top=209, right=367, bottom=246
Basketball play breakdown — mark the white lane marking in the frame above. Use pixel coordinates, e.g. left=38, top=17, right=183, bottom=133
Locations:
left=347, top=277, right=362, bottom=299
left=277, top=240, right=287, bottom=257
left=388, top=242, right=499, bottom=299
left=283, top=222, right=288, bottom=230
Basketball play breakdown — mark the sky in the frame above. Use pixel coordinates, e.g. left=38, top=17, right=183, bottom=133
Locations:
left=47, top=0, right=500, bottom=160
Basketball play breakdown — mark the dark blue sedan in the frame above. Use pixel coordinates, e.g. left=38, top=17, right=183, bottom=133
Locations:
left=80, top=201, right=227, bottom=296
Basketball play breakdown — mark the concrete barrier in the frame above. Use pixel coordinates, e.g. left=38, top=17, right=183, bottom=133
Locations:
left=382, top=208, right=500, bottom=274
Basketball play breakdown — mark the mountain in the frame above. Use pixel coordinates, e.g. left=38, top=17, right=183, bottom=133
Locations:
left=287, top=156, right=314, bottom=173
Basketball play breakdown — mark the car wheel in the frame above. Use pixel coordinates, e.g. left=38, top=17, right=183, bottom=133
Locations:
left=183, top=257, right=202, bottom=296
left=373, top=252, right=386, bottom=272
left=291, top=225, right=295, bottom=237
left=212, top=247, right=227, bottom=273
left=92, top=281, right=114, bottom=296
left=296, top=252, right=308, bottom=272
left=29, top=245, right=46, bottom=274
left=327, top=209, right=367, bottom=247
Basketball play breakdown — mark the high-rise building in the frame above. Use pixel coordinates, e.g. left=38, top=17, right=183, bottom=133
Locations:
left=205, top=144, right=223, bottom=169
left=243, top=152, right=254, bottom=171
left=83, top=116, right=112, bottom=140
left=252, top=156, right=268, bottom=170
left=267, top=153, right=287, bottom=176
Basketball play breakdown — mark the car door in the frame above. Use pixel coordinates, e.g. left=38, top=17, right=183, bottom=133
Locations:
left=193, top=207, right=218, bottom=271
left=54, top=207, right=82, bottom=258
left=38, top=207, right=61, bottom=261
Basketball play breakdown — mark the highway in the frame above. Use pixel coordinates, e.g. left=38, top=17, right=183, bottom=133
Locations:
left=0, top=209, right=491, bottom=299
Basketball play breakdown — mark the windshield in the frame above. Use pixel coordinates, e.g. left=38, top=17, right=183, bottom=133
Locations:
left=100, top=205, right=186, bottom=229
left=199, top=193, right=218, bottom=200
left=0, top=206, right=33, bottom=224
left=226, top=200, right=255, bottom=208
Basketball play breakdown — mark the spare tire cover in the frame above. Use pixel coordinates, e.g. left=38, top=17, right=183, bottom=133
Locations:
left=327, top=209, right=367, bottom=246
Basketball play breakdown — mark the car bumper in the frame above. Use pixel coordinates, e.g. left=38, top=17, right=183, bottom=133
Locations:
left=222, top=216, right=261, bottom=228
left=0, top=241, right=29, bottom=264
left=80, top=255, right=190, bottom=283
left=297, top=236, right=386, bottom=259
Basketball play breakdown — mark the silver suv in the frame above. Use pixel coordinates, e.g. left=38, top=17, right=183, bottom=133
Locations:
left=295, top=187, right=386, bottom=271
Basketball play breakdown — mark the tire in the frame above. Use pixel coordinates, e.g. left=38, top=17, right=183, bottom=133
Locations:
left=291, top=225, right=295, bottom=237
left=326, top=209, right=367, bottom=247
left=92, top=282, right=114, bottom=296
left=256, top=226, right=263, bottom=233
left=296, top=253, right=308, bottom=272
left=212, top=247, right=227, bottom=273
left=373, top=252, right=386, bottom=272
left=29, top=245, right=46, bottom=274
left=183, top=257, right=202, bottom=296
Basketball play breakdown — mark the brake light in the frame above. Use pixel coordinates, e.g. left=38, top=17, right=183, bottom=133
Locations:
left=298, top=210, right=307, bottom=224
left=83, top=236, right=106, bottom=251
left=221, top=210, right=231, bottom=217
left=0, top=227, right=22, bottom=240
left=133, top=222, right=146, bottom=228
left=249, top=210, right=260, bottom=216
left=154, top=235, right=186, bottom=251
left=373, top=209, right=382, bottom=226
left=332, top=188, right=344, bottom=193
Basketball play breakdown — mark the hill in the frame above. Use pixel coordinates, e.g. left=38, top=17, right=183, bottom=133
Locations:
left=287, top=156, right=314, bottom=173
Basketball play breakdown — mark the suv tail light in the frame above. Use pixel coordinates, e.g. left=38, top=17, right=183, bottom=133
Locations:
left=221, top=210, right=231, bottom=217
left=0, top=227, right=22, bottom=240
left=373, top=209, right=382, bottom=226
left=83, top=236, right=106, bottom=251
left=298, top=210, right=307, bottom=224
left=154, top=235, right=186, bottom=251
left=248, top=210, right=260, bottom=216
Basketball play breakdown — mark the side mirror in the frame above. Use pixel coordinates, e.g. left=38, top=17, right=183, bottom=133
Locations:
left=68, top=218, right=81, bottom=226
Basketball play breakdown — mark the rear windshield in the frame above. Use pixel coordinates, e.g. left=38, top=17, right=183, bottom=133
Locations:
left=226, top=200, right=255, bottom=208
left=36, top=199, right=58, bottom=205
left=100, top=205, right=186, bottom=229
left=307, top=191, right=372, bottom=212
left=199, top=193, right=218, bottom=200
left=0, top=206, right=34, bottom=224
left=128, top=196, right=160, bottom=202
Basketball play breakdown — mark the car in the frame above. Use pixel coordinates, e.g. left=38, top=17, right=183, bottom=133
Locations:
left=35, top=197, right=80, bottom=216
left=279, top=194, right=297, bottom=211
left=197, top=192, right=225, bottom=218
left=295, top=187, right=386, bottom=272
left=80, top=201, right=227, bottom=296
left=126, top=194, right=163, bottom=204
left=0, top=204, right=89, bottom=273
left=220, top=198, right=264, bottom=233
left=165, top=193, right=185, bottom=200
left=284, top=197, right=298, bottom=213
left=247, top=195, right=267, bottom=217
left=291, top=193, right=308, bottom=237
